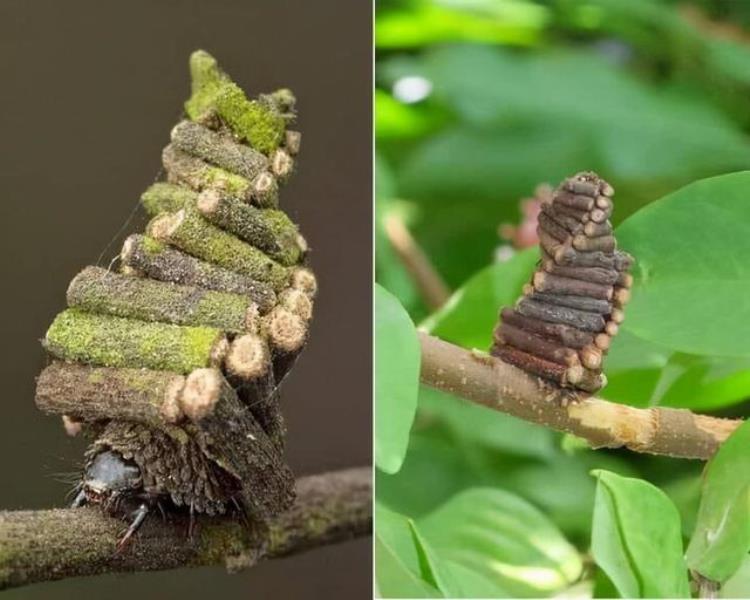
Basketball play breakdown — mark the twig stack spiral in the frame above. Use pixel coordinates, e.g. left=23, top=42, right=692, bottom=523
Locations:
left=34, top=51, right=314, bottom=519
left=492, top=172, right=633, bottom=394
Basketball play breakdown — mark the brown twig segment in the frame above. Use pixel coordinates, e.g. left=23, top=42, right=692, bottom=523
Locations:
left=36, top=362, right=188, bottom=427
left=121, top=235, right=277, bottom=312
left=422, top=333, right=742, bottom=459
left=196, top=190, right=304, bottom=266
left=170, top=120, right=268, bottom=181
left=0, top=467, right=371, bottom=591
left=148, top=207, right=290, bottom=291
left=383, top=212, right=451, bottom=310
left=163, top=144, right=254, bottom=201
left=67, top=266, right=257, bottom=333
left=493, top=172, right=633, bottom=393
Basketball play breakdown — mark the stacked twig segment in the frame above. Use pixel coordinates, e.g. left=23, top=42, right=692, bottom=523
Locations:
left=35, top=50, right=315, bottom=520
left=492, top=172, right=633, bottom=394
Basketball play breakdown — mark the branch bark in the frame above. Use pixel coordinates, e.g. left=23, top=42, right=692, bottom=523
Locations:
left=0, top=466, right=371, bottom=590
left=420, top=332, right=742, bottom=459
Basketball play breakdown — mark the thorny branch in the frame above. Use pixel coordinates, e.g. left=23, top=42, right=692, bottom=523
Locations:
left=0, top=467, right=371, bottom=590
left=420, top=332, right=743, bottom=460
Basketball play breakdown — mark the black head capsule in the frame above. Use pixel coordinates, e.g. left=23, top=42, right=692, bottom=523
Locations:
left=71, top=450, right=154, bottom=550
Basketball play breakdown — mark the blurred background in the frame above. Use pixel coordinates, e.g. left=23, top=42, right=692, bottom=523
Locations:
left=376, top=0, right=750, bottom=597
left=0, top=1, right=371, bottom=598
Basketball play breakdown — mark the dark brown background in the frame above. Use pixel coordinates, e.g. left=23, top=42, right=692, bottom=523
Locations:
left=0, top=0, right=372, bottom=597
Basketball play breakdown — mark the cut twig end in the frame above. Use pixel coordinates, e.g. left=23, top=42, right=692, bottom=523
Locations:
left=225, top=334, right=271, bottom=380
left=290, top=267, right=318, bottom=298
left=265, top=308, right=307, bottom=353
left=179, top=368, right=222, bottom=422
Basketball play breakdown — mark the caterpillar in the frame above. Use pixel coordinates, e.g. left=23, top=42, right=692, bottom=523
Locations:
left=491, top=172, right=633, bottom=395
left=33, top=50, right=315, bottom=548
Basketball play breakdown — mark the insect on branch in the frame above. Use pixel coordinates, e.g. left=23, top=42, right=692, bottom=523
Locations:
left=0, top=467, right=371, bottom=590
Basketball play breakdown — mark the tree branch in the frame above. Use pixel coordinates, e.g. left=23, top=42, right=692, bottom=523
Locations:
left=383, top=213, right=450, bottom=310
left=420, top=332, right=742, bottom=459
left=0, top=467, right=371, bottom=590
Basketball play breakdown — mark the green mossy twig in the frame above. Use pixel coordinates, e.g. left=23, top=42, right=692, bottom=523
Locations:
left=121, top=234, right=277, bottom=312
left=149, top=207, right=290, bottom=291
left=44, top=309, right=227, bottom=374
left=171, top=120, right=268, bottom=180
left=185, top=50, right=286, bottom=154
left=141, top=183, right=197, bottom=217
left=163, top=144, right=254, bottom=201
left=67, top=266, right=255, bottom=333
left=197, top=190, right=303, bottom=265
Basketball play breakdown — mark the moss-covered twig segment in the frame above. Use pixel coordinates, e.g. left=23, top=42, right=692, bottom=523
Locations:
left=148, top=207, right=290, bottom=290
left=171, top=120, right=267, bottom=181
left=163, top=144, right=253, bottom=201
left=121, top=235, right=276, bottom=312
left=141, top=183, right=197, bottom=217
left=185, top=50, right=286, bottom=154
left=44, top=309, right=227, bottom=374
left=67, top=266, right=256, bottom=333
left=36, top=362, right=187, bottom=428
left=197, top=190, right=303, bottom=265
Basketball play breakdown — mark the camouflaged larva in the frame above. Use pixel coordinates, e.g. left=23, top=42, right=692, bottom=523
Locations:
left=87, top=421, right=238, bottom=515
left=492, top=172, right=633, bottom=395
left=35, top=50, right=316, bottom=548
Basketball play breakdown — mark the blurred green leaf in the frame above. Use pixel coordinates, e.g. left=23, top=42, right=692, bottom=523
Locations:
left=603, top=330, right=750, bottom=410
left=591, top=470, right=690, bottom=598
left=686, top=420, right=750, bottom=584
left=395, top=123, right=593, bottom=285
left=721, top=555, right=750, bottom=599
left=376, top=538, right=440, bottom=598
left=376, top=89, right=446, bottom=140
left=376, top=504, right=442, bottom=597
left=417, top=488, right=583, bottom=597
left=376, top=284, right=421, bottom=474
left=377, top=425, right=476, bottom=518
left=376, top=0, right=548, bottom=48
left=663, top=474, right=702, bottom=539
left=419, top=385, right=555, bottom=460
left=618, top=171, right=750, bottom=357
left=392, top=45, right=750, bottom=180
left=410, top=520, right=509, bottom=597
left=422, top=247, right=538, bottom=349
left=376, top=156, right=422, bottom=314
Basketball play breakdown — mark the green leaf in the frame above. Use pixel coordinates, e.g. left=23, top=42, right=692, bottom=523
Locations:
left=591, top=470, right=690, bottom=598
left=417, top=488, right=583, bottom=597
left=686, top=420, right=750, bottom=584
left=376, top=537, right=441, bottom=598
left=422, top=247, right=539, bottom=349
left=376, top=426, right=477, bottom=519
left=721, top=555, right=750, bottom=599
left=391, top=45, right=750, bottom=181
left=418, top=385, right=555, bottom=460
left=376, top=1, right=548, bottom=49
left=617, top=171, right=750, bottom=357
left=603, top=330, right=750, bottom=410
left=376, top=284, right=421, bottom=474
left=410, top=520, right=511, bottom=598
left=376, top=504, right=441, bottom=596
